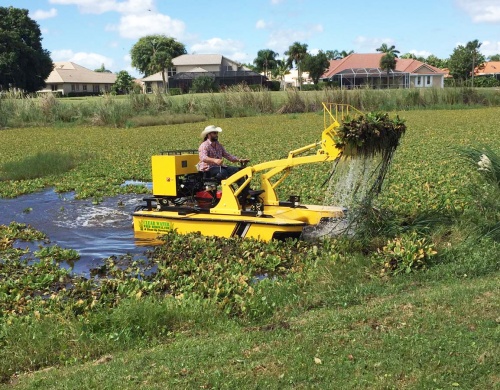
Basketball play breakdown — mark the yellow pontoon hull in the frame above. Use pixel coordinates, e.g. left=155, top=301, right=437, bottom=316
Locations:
left=133, top=204, right=344, bottom=242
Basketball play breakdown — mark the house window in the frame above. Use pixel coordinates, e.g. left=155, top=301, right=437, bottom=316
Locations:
left=105, top=85, right=109, bottom=92
left=93, top=85, right=100, bottom=92
left=167, top=67, right=176, bottom=76
left=417, top=76, right=422, bottom=86
left=71, top=84, right=80, bottom=91
left=225, top=65, right=232, bottom=71
left=82, top=85, right=87, bottom=91
left=51, top=84, right=58, bottom=91
left=426, top=76, right=431, bottom=85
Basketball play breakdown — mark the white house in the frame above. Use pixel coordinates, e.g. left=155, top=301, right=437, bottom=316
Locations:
left=39, top=62, right=117, bottom=95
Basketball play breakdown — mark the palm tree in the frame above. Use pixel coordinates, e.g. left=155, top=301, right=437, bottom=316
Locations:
left=467, top=39, right=482, bottom=87
left=253, top=49, right=278, bottom=78
left=377, top=44, right=400, bottom=88
left=272, top=59, right=291, bottom=90
left=340, top=50, right=354, bottom=58
left=376, top=43, right=400, bottom=58
left=326, top=50, right=341, bottom=60
left=285, top=42, right=308, bottom=89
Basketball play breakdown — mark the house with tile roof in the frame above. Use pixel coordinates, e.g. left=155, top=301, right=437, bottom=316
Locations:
left=474, top=61, right=500, bottom=79
left=321, top=53, right=445, bottom=89
left=141, top=54, right=266, bottom=93
left=39, top=62, right=117, bottom=96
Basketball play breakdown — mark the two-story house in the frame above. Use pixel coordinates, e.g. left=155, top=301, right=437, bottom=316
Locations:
left=141, top=54, right=266, bottom=93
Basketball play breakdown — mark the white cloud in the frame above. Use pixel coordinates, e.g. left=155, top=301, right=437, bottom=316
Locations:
left=481, top=40, right=500, bottom=56
left=353, top=36, right=396, bottom=52
left=190, top=38, right=248, bottom=62
left=256, top=19, right=267, bottom=29
left=115, top=0, right=155, bottom=14
left=455, top=0, right=500, bottom=23
left=51, top=49, right=114, bottom=70
left=32, top=8, right=58, bottom=20
left=311, top=24, right=323, bottom=33
left=49, top=0, right=118, bottom=14
left=271, top=0, right=284, bottom=4
left=409, top=49, right=433, bottom=58
left=49, top=0, right=155, bottom=15
left=107, top=13, right=185, bottom=39
left=266, top=29, right=317, bottom=55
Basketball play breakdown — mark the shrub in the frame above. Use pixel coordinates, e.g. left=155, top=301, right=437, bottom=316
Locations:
left=168, top=88, right=182, bottom=96
left=266, top=80, right=281, bottom=91
left=192, top=76, right=216, bottom=93
left=372, top=232, right=438, bottom=276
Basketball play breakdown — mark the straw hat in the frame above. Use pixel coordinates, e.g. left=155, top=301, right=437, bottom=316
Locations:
left=201, top=125, right=222, bottom=138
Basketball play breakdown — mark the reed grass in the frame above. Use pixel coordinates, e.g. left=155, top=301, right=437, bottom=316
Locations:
left=1, top=87, right=499, bottom=129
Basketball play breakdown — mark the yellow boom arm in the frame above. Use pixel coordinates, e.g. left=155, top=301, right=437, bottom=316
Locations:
left=211, top=103, right=359, bottom=215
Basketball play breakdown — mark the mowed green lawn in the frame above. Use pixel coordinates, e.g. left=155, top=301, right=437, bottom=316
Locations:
left=0, top=108, right=498, bottom=389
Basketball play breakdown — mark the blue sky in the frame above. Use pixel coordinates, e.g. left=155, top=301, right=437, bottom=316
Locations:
left=3, top=0, right=500, bottom=78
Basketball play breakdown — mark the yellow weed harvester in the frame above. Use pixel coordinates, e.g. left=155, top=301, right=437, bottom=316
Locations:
left=133, top=104, right=360, bottom=241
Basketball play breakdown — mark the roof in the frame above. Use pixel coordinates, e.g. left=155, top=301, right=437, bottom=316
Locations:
left=322, top=54, right=445, bottom=79
left=46, top=62, right=116, bottom=84
left=170, top=70, right=263, bottom=80
left=141, top=72, right=166, bottom=82
left=172, top=54, right=224, bottom=66
left=475, top=61, right=500, bottom=75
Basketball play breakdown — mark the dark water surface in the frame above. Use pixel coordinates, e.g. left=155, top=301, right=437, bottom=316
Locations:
left=0, top=187, right=155, bottom=275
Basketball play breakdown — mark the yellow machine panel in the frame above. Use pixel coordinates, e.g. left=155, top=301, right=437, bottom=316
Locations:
left=152, top=152, right=199, bottom=196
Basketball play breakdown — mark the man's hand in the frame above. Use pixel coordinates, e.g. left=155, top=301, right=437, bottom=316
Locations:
left=214, top=158, right=223, bottom=165
left=238, top=158, right=250, bottom=163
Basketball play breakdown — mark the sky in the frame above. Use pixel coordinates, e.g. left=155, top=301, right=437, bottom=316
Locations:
left=3, top=0, right=500, bottom=78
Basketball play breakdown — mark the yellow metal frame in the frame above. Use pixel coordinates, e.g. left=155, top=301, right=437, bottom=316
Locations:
left=133, top=104, right=361, bottom=241
left=211, top=103, right=361, bottom=215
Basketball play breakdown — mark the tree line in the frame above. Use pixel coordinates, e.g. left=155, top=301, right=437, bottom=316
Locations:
left=0, top=5, right=497, bottom=93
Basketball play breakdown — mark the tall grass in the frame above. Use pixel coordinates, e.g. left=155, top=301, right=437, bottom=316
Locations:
left=1, top=87, right=499, bottom=129
left=0, top=151, right=78, bottom=180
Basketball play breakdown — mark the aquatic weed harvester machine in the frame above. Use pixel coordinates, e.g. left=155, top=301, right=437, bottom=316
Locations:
left=133, top=103, right=405, bottom=241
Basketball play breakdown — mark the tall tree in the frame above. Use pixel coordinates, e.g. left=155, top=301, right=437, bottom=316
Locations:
left=285, top=42, right=308, bottom=89
left=400, top=53, right=417, bottom=60
left=339, top=50, right=354, bottom=58
left=130, top=35, right=186, bottom=92
left=94, top=63, right=112, bottom=73
left=253, top=49, right=278, bottom=78
left=377, top=43, right=399, bottom=88
left=271, top=59, right=290, bottom=90
left=325, top=50, right=353, bottom=60
left=325, top=50, right=341, bottom=60
left=302, top=51, right=330, bottom=84
left=425, top=54, right=447, bottom=69
left=489, top=54, right=500, bottom=61
left=376, top=43, right=400, bottom=58
left=448, top=39, right=485, bottom=84
left=112, top=70, right=135, bottom=94
left=0, top=6, right=53, bottom=93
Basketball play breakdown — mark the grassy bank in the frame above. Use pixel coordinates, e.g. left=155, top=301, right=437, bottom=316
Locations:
left=0, top=108, right=499, bottom=388
left=1, top=86, right=500, bottom=129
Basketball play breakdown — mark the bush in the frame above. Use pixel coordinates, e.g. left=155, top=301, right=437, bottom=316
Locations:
left=372, top=232, right=438, bottom=276
left=474, top=76, right=500, bottom=88
left=192, top=76, right=216, bottom=93
left=266, top=80, right=281, bottom=91
left=300, top=84, right=320, bottom=91
left=168, top=88, right=182, bottom=96
left=66, top=91, right=102, bottom=98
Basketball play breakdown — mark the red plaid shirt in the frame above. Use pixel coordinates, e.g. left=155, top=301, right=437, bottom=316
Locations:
left=198, top=140, right=239, bottom=171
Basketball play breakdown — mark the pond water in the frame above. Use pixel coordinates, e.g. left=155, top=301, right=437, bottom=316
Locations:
left=0, top=185, right=155, bottom=276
